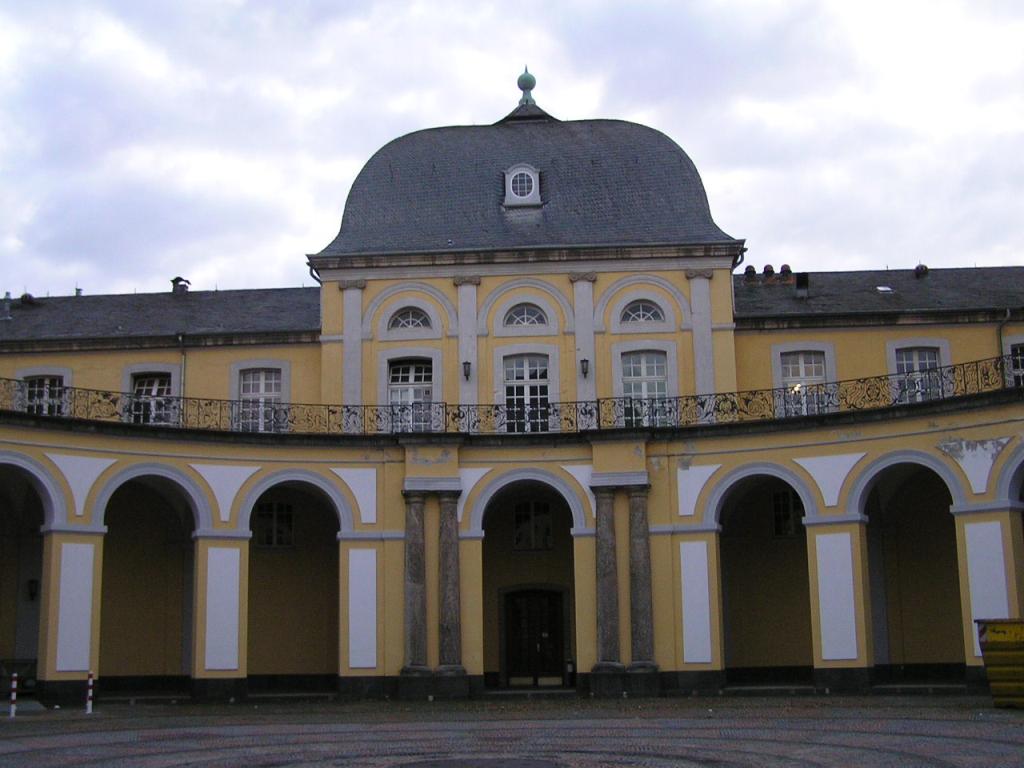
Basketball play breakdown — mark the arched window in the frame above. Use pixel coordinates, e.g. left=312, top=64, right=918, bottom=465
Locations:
left=388, top=307, right=432, bottom=330
left=621, top=300, right=665, bottom=323
left=504, top=303, right=547, bottom=328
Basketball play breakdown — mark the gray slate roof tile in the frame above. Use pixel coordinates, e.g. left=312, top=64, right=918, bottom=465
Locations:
left=733, top=267, right=1024, bottom=317
left=0, top=287, right=320, bottom=342
left=315, top=117, right=738, bottom=258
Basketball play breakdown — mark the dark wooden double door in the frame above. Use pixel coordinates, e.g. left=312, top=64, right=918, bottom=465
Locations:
left=504, top=589, right=565, bottom=687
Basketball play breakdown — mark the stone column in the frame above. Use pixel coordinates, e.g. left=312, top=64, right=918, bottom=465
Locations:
left=627, top=485, right=657, bottom=671
left=437, top=490, right=464, bottom=672
left=593, top=487, right=622, bottom=669
left=401, top=491, right=429, bottom=673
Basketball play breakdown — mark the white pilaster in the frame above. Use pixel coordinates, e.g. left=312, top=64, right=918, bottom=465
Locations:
left=342, top=280, right=365, bottom=406
left=686, top=270, right=715, bottom=396
left=571, top=272, right=597, bottom=404
left=456, top=277, right=479, bottom=407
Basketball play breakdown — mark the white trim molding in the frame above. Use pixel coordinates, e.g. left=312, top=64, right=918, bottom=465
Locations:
left=361, top=282, right=458, bottom=340
left=608, top=290, right=677, bottom=334
left=375, top=296, right=444, bottom=341
left=477, top=279, right=573, bottom=337
left=593, top=274, right=691, bottom=332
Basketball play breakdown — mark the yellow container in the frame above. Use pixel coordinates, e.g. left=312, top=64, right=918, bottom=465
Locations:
left=977, top=619, right=1024, bottom=708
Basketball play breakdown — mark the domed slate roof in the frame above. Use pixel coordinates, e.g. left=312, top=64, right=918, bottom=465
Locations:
left=315, top=89, right=738, bottom=260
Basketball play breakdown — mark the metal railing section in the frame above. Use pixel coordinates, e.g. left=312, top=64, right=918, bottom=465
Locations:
left=0, top=355, right=1018, bottom=436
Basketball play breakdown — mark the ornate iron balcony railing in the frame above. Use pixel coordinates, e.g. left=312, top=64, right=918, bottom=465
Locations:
left=1, top=355, right=1019, bottom=437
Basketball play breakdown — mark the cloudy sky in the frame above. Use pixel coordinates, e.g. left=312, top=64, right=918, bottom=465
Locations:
left=1, top=0, right=1021, bottom=297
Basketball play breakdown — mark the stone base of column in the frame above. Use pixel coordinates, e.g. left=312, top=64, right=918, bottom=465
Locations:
left=812, top=666, right=872, bottom=694
left=397, top=666, right=473, bottom=700
left=437, top=664, right=467, bottom=676
left=587, top=662, right=626, bottom=697
left=192, top=677, right=247, bottom=702
left=432, top=667, right=471, bottom=699
left=626, top=661, right=660, bottom=697
left=658, top=669, right=725, bottom=696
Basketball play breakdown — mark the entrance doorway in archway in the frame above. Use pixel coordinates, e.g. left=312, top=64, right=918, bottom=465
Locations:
left=504, top=588, right=565, bottom=687
left=482, top=481, right=575, bottom=689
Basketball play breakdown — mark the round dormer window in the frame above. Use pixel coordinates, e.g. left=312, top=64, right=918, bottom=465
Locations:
left=511, top=171, right=534, bottom=198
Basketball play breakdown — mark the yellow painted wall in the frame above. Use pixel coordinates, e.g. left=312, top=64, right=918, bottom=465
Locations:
left=734, top=322, right=1010, bottom=393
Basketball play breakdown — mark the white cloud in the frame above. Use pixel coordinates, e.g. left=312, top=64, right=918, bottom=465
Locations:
left=0, top=0, right=1022, bottom=297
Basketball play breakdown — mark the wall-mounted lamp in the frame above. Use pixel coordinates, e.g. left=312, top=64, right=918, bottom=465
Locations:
left=580, top=358, right=590, bottom=378
left=462, top=361, right=472, bottom=380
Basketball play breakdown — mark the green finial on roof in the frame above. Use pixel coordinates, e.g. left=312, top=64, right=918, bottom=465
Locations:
left=517, top=66, right=536, bottom=105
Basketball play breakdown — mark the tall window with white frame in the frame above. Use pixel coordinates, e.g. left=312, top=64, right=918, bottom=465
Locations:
left=504, top=354, right=549, bottom=433
left=23, top=375, right=65, bottom=416
left=237, top=368, right=283, bottom=432
left=130, top=373, right=175, bottom=425
left=780, top=350, right=829, bottom=415
left=621, top=350, right=669, bottom=426
left=1010, top=343, right=1024, bottom=387
left=388, top=358, right=433, bottom=432
left=894, top=347, right=943, bottom=403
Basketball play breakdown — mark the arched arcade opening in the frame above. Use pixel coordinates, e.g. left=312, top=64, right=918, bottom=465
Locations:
left=719, top=475, right=814, bottom=685
left=0, top=464, right=46, bottom=693
left=246, top=481, right=340, bottom=691
left=481, top=480, right=576, bottom=689
left=98, top=476, right=196, bottom=692
left=864, top=463, right=964, bottom=681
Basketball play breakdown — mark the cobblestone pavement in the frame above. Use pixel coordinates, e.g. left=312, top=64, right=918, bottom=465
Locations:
left=2, top=696, right=1023, bottom=767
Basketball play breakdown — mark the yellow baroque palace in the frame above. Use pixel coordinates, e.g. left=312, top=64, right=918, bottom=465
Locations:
left=2, top=74, right=1023, bottom=704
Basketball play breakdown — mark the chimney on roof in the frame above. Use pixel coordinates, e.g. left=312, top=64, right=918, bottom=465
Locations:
left=75, top=287, right=83, bottom=297
left=171, top=276, right=191, bottom=295
left=795, top=272, right=809, bottom=298
left=2, top=291, right=11, bottom=321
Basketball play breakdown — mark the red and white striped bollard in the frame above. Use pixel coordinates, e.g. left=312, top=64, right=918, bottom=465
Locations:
left=86, top=671, right=94, bottom=714
left=8, top=672, right=16, bottom=718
